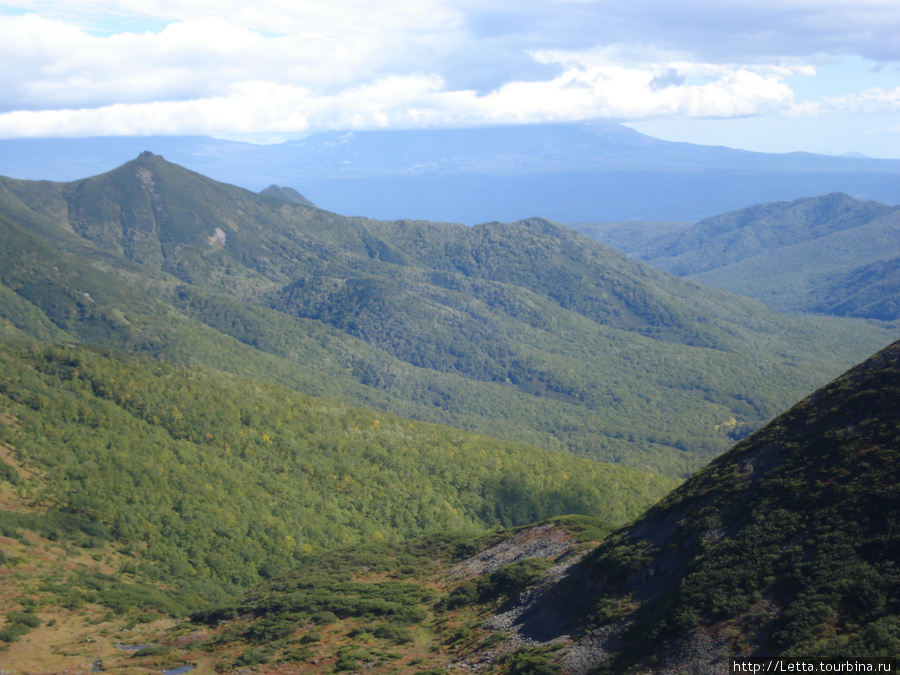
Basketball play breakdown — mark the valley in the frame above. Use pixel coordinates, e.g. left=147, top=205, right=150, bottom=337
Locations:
left=0, top=154, right=893, bottom=477
left=0, top=154, right=897, bottom=673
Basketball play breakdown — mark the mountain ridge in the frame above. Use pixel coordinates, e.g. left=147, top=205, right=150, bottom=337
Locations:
left=488, top=338, right=900, bottom=672
left=585, top=192, right=900, bottom=320
left=0, top=154, right=895, bottom=476
left=1, top=123, right=899, bottom=222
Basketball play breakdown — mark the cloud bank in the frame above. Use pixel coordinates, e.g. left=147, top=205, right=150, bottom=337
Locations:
left=0, top=0, right=898, bottom=140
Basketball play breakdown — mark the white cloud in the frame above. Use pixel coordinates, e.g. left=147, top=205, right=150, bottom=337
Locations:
left=818, top=87, right=900, bottom=114
left=1, top=0, right=461, bottom=37
left=0, top=0, right=896, bottom=140
left=469, top=59, right=795, bottom=121
left=0, top=13, right=410, bottom=111
left=0, top=58, right=798, bottom=138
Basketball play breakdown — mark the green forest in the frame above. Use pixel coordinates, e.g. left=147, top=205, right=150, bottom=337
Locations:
left=0, top=341, right=675, bottom=602
left=610, top=192, right=900, bottom=321
left=0, top=155, right=894, bottom=478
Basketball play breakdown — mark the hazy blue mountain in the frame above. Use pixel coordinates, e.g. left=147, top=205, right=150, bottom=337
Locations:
left=568, top=220, right=694, bottom=252
left=633, top=192, right=895, bottom=275
left=584, top=193, right=900, bottom=320
left=1, top=123, right=899, bottom=223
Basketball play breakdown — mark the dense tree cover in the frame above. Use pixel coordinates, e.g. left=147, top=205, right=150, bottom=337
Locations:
left=806, top=255, right=900, bottom=321
left=0, top=157, right=894, bottom=477
left=0, top=341, right=675, bottom=600
left=632, top=192, right=894, bottom=275
left=612, top=192, right=900, bottom=320
left=556, top=339, right=900, bottom=670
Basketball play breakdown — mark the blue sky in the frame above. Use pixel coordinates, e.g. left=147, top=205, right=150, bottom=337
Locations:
left=1, top=0, right=899, bottom=157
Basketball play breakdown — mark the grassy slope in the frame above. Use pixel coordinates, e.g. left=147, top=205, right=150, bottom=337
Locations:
left=0, top=511, right=609, bottom=674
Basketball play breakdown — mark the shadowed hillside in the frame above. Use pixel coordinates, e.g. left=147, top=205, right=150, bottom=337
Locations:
left=493, top=339, right=900, bottom=672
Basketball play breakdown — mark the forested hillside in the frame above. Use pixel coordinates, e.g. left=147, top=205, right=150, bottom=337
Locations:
left=21, top=339, right=893, bottom=674
left=585, top=193, right=900, bottom=320
left=0, top=155, right=894, bottom=477
left=0, top=341, right=675, bottom=598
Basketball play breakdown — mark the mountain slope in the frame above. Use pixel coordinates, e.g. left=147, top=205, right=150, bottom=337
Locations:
left=635, top=192, right=894, bottom=276
left=58, top=338, right=899, bottom=674
left=0, top=341, right=676, bottom=597
left=805, top=255, right=900, bottom=320
left=489, top=339, right=900, bottom=672
left=0, top=156, right=895, bottom=476
left=260, top=184, right=316, bottom=207
left=613, top=193, right=900, bottom=319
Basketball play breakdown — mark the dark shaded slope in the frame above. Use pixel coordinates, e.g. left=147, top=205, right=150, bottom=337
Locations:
left=506, top=340, right=900, bottom=672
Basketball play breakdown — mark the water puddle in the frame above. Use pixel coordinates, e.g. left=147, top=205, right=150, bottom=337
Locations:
left=115, top=642, right=150, bottom=651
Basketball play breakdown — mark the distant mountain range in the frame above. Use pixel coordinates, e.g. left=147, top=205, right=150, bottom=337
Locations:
left=0, top=154, right=893, bottom=478
left=578, top=193, right=900, bottom=321
left=1, top=123, right=899, bottom=223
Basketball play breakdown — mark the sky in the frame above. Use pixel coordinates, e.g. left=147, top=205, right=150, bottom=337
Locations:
left=1, top=0, right=899, bottom=157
